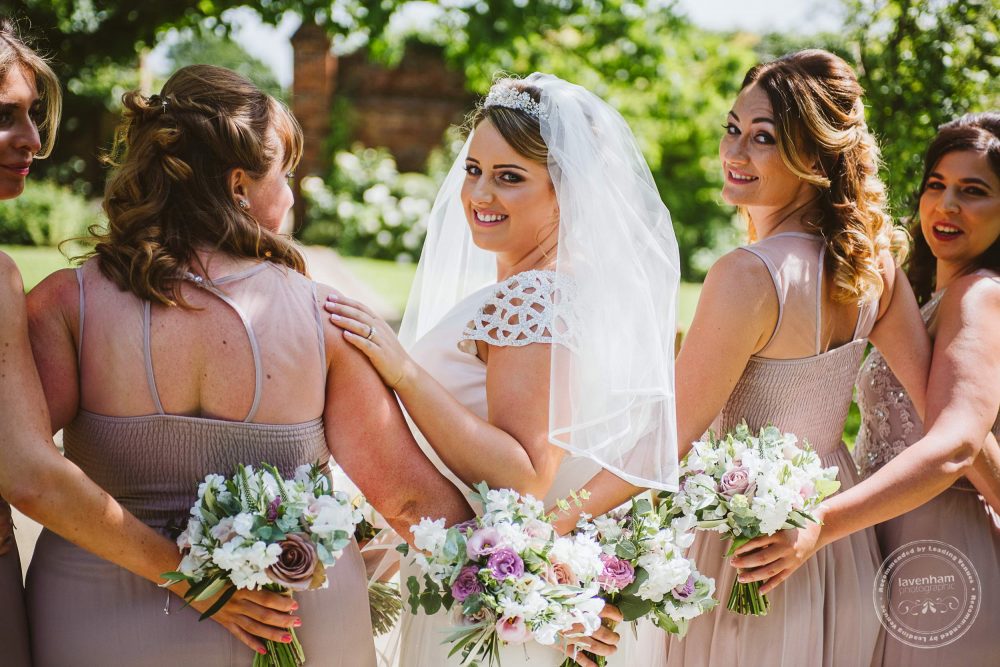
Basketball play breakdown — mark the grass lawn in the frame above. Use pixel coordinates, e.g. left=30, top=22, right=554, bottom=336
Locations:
left=339, top=256, right=419, bottom=315
left=1, top=244, right=73, bottom=290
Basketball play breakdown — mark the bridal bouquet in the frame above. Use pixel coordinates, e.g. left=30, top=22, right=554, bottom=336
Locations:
left=402, top=482, right=606, bottom=667
left=560, top=497, right=716, bottom=666
left=162, top=463, right=362, bottom=667
left=663, top=422, right=840, bottom=615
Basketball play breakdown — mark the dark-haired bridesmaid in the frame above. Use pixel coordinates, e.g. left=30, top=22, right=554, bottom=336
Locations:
left=853, top=112, right=1000, bottom=666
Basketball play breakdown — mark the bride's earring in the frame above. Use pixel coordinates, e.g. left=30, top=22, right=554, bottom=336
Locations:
left=237, top=199, right=250, bottom=210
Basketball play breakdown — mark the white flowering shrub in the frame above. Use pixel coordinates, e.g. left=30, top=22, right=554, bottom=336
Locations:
left=299, top=145, right=440, bottom=263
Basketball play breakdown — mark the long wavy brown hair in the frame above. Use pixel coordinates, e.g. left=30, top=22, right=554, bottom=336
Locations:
left=88, top=64, right=304, bottom=306
left=907, top=112, right=1000, bottom=304
left=741, top=49, right=907, bottom=304
left=0, top=19, right=61, bottom=158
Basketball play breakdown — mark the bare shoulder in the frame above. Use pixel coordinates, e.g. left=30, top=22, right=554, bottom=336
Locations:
left=939, top=271, right=1000, bottom=324
left=26, top=268, right=80, bottom=323
left=312, top=282, right=358, bottom=363
left=0, top=252, right=23, bottom=294
left=702, top=247, right=776, bottom=308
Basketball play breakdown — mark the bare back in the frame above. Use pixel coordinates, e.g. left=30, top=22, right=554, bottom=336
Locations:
left=75, top=257, right=326, bottom=424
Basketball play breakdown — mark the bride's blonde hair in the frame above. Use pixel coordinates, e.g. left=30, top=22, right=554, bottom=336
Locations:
left=742, top=50, right=907, bottom=303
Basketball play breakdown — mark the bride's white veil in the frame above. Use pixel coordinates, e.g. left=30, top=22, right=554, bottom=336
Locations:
left=400, top=72, right=680, bottom=490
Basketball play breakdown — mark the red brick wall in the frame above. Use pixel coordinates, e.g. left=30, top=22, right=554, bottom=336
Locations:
left=335, top=43, right=472, bottom=171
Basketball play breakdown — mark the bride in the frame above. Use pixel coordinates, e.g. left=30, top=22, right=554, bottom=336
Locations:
left=325, top=73, right=681, bottom=665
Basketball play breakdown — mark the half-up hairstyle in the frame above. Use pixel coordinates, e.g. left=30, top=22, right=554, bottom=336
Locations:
left=0, top=19, right=62, bottom=158
left=742, top=49, right=906, bottom=304
left=908, top=112, right=1000, bottom=304
left=91, top=64, right=304, bottom=307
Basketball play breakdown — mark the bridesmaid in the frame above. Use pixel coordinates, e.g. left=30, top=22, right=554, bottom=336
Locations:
left=742, top=112, right=1000, bottom=667
left=0, top=19, right=63, bottom=667
left=728, top=121, right=1000, bottom=659
left=557, top=49, right=931, bottom=667
left=22, top=65, right=470, bottom=666
left=851, top=113, right=1000, bottom=665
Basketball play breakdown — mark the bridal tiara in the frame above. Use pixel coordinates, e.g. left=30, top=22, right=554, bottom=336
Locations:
left=483, top=84, right=547, bottom=120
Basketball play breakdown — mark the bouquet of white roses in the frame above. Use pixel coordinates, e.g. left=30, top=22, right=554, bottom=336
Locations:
left=663, top=422, right=840, bottom=615
left=162, top=462, right=362, bottom=667
left=402, top=482, right=606, bottom=667
left=560, top=496, right=716, bottom=666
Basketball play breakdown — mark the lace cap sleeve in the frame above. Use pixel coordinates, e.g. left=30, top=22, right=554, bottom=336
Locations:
left=461, top=269, right=576, bottom=349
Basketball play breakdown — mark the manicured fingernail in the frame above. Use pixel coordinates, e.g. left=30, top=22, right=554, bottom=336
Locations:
left=290, top=602, right=299, bottom=610
left=281, top=634, right=292, bottom=643
left=257, top=647, right=267, bottom=655
left=293, top=618, right=302, bottom=627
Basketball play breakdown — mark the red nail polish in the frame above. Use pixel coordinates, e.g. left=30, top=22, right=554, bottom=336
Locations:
left=257, top=647, right=267, bottom=655
left=291, top=602, right=299, bottom=610
left=282, top=635, right=292, bottom=643
left=293, top=618, right=302, bottom=627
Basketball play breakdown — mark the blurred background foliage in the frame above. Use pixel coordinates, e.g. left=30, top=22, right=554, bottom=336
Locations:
left=0, top=0, right=996, bottom=280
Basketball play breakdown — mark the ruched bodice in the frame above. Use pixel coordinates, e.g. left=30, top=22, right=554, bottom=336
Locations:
left=64, top=412, right=327, bottom=530
left=718, top=339, right=868, bottom=459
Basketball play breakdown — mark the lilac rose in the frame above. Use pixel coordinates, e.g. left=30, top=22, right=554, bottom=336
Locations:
left=267, top=533, right=322, bottom=591
left=487, top=548, right=525, bottom=580
left=719, top=466, right=755, bottom=499
left=451, top=565, right=484, bottom=602
left=673, top=575, right=697, bottom=600
left=597, top=553, right=636, bottom=591
left=466, top=527, right=502, bottom=559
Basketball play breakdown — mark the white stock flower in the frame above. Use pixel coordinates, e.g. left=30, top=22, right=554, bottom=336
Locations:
left=305, top=495, right=357, bottom=537
left=410, top=518, right=447, bottom=554
left=232, top=513, right=255, bottom=539
left=637, top=556, right=691, bottom=603
left=197, top=474, right=227, bottom=500
left=550, top=534, right=604, bottom=582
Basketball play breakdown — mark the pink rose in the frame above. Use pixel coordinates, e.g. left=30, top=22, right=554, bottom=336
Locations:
left=496, top=615, right=531, bottom=644
left=546, top=561, right=579, bottom=586
left=597, top=553, right=635, bottom=591
left=719, top=467, right=755, bottom=499
left=266, top=533, right=323, bottom=591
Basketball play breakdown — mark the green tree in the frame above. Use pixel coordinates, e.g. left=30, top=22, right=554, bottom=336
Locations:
left=847, top=0, right=1000, bottom=214
left=165, top=32, right=284, bottom=99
